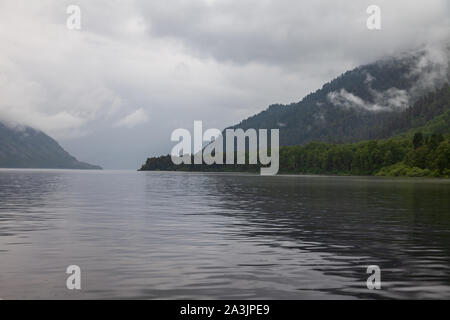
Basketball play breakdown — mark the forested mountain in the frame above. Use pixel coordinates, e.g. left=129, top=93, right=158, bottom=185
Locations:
left=228, top=48, right=449, bottom=145
left=140, top=47, right=450, bottom=177
left=0, top=122, right=101, bottom=169
left=139, top=108, right=450, bottom=177
left=378, top=85, right=450, bottom=137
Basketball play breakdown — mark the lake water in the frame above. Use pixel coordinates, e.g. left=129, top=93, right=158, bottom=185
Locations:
left=0, top=169, right=449, bottom=299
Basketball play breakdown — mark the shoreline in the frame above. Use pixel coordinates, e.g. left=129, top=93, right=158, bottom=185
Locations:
left=138, top=169, right=450, bottom=179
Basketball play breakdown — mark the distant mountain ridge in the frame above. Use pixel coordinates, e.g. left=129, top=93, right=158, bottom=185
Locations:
left=0, top=122, right=101, bottom=169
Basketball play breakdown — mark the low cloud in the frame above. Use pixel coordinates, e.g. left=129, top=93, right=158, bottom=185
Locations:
left=115, top=108, right=149, bottom=128
left=328, top=88, right=409, bottom=112
left=407, top=44, right=450, bottom=98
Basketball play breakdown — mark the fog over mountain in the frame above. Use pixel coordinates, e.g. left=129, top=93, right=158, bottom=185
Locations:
left=0, top=1, right=449, bottom=168
left=327, top=45, right=450, bottom=112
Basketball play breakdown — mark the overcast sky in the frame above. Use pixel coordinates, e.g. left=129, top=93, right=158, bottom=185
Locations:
left=0, top=0, right=449, bottom=168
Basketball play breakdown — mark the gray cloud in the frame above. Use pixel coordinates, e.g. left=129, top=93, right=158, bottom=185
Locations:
left=137, top=0, right=450, bottom=67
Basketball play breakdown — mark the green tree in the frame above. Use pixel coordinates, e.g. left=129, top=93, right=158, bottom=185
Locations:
left=434, top=140, right=450, bottom=174
left=413, top=132, right=424, bottom=149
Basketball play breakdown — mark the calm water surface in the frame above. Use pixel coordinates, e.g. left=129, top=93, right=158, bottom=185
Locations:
left=0, top=169, right=449, bottom=299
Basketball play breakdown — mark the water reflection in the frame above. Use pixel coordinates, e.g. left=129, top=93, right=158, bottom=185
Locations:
left=0, top=170, right=449, bottom=299
left=0, top=170, right=65, bottom=237
left=206, top=174, right=450, bottom=299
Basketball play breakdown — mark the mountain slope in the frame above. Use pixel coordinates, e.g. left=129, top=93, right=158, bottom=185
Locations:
left=228, top=48, right=449, bottom=145
left=140, top=99, right=450, bottom=176
left=0, top=123, right=101, bottom=169
left=140, top=48, right=450, bottom=175
left=375, top=84, right=450, bottom=137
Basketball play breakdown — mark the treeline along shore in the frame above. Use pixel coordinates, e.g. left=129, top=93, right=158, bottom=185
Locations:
left=139, top=131, right=450, bottom=178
